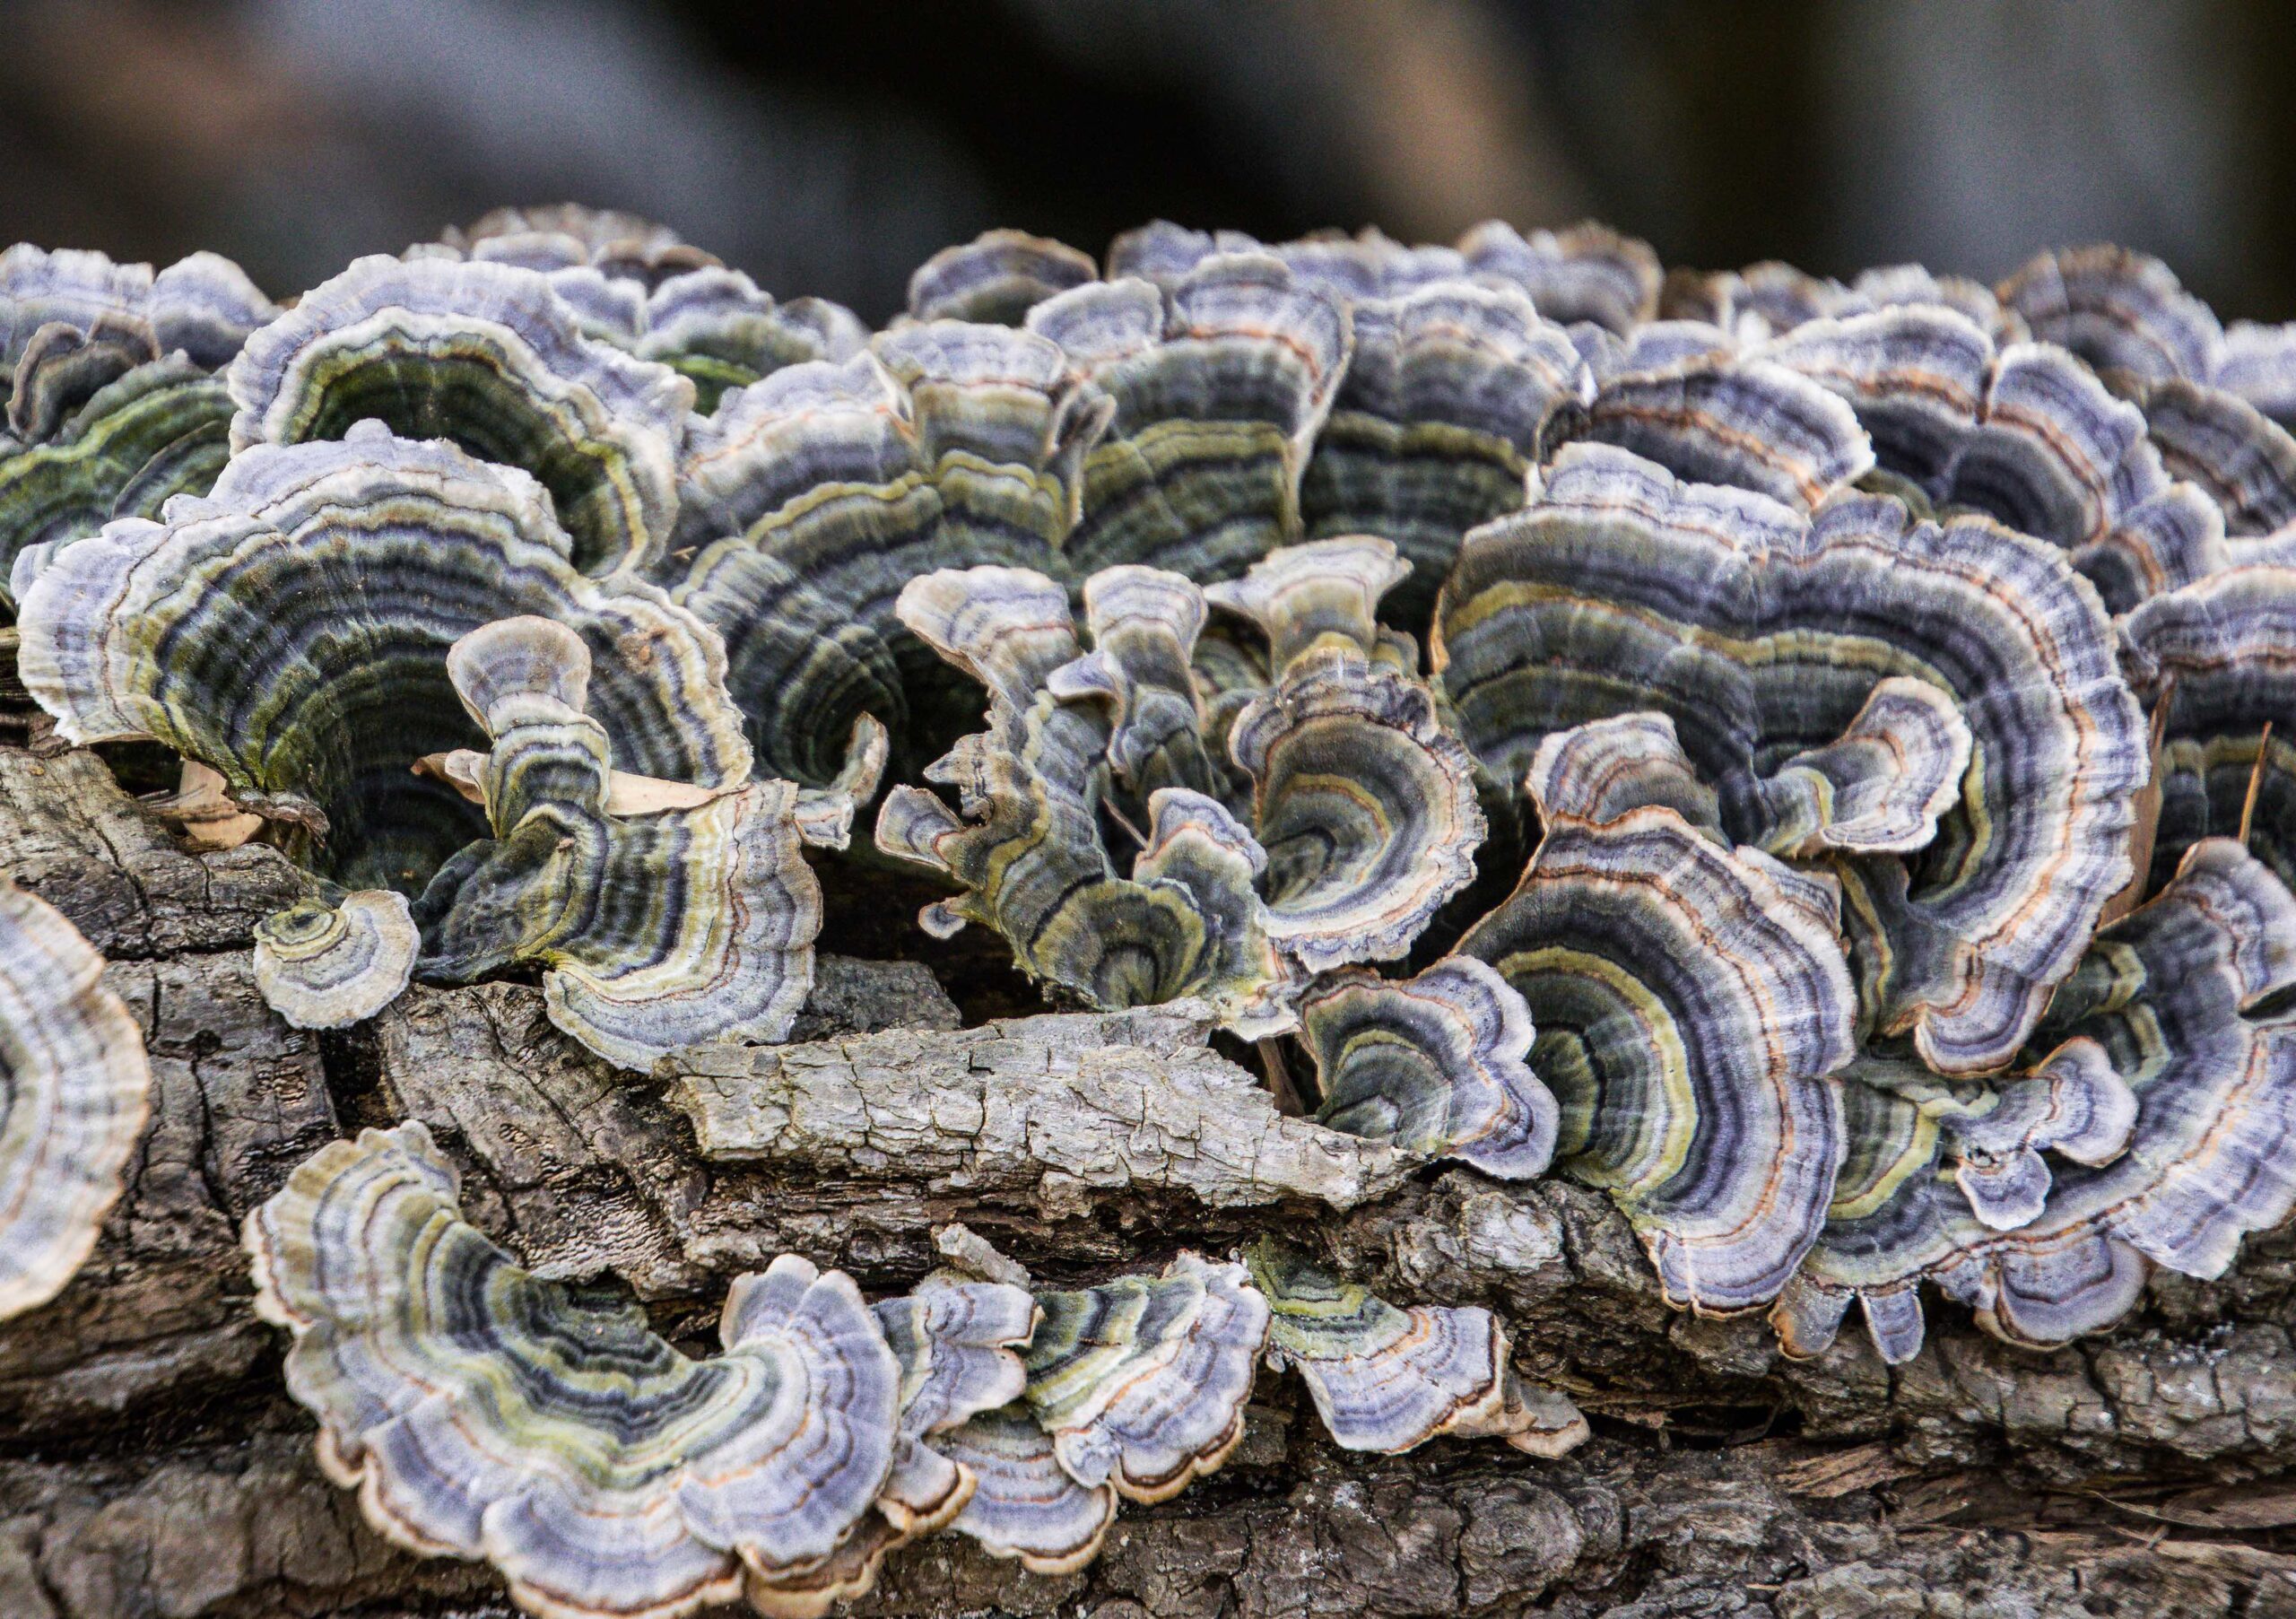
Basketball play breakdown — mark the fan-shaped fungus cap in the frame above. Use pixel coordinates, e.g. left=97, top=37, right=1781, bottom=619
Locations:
left=1777, top=838, right=2296, bottom=1363
left=245, top=1122, right=904, bottom=1619
left=227, top=255, right=695, bottom=574
left=0, top=879, right=151, bottom=1319
left=416, top=617, right=820, bottom=1070
left=1455, top=221, right=1662, bottom=334
left=671, top=326, right=1105, bottom=803
left=17, top=427, right=757, bottom=1036
left=1437, top=445, right=2148, bottom=1075
left=1022, top=1252, right=1270, bottom=1503
left=908, top=230, right=1099, bottom=326
left=1302, top=958, right=1556, bottom=1179
left=1299, top=280, right=1588, bottom=623
left=437, top=204, right=721, bottom=283
left=253, top=890, right=421, bottom=1032
left=1026, top=255, right=1350, bottom=584
left=0, top=246, right=270, bottom=604
left=879, top=544, right=1480, bottom=1031
left=1997, top=244, right=2225, bottom=385
left=0, top=353, right=233, bottom=612
left=1753, top=305, right=2213, bottom=612
left=875, top=563, right=1293, bottom=1031
left=937, top=1405, right=1118, bottom=1576
left=1456, top=747, right=1856, bottom=1314
left=742, top=1277, right=1039, bottom=1618
left=1570, top=348, right=1874, bottom=513
left=2123, top=562, right=2296, bottom=894
left=1242, top=1240, right=1587, bottom=1457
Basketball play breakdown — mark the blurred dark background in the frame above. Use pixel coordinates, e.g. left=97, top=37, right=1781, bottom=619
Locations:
left=0, top=0, right=2284, bottom=324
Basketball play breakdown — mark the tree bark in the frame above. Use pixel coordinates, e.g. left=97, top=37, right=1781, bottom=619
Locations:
left=6, top=740, right=2296, bottom=1619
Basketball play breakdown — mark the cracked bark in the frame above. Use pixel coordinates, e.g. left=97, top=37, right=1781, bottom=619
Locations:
left=6, top=740, right=2296, bottom=1618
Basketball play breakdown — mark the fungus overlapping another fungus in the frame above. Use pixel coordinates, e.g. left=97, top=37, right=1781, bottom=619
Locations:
left=908, top=230, right=1099, bottom=326
left=743, top=1277, right=1039, bottom=1617
left=1437, top=444, right=2148, bottom=1075
left=1300, top=957, right=1557, bottom=1179
left=936, top=1405, right=1118, bottom=1574
left=1026, top=253, right=1351, bottom=586
left=1774, top=839, right=2296, bottom=1363
left=670, top=325, right=1102, bottom=797
left=1289, top=277, right=1588, bottom=629
left=2123, top=563, right=2296, bottom=895
left=16, top=427, right=788, bottom=1053
left=416, top=617, right=821, bottom=1070
left=1990, top=246, right=2296, bottom=561
left=0, top=245, right=275, bottom=607
left=1454, top=744, right=1856, bottom=1314
left=227, top=255, right=695, bottom=574
left=1021, top=1253, right=1270, bottom=1503
left=420, top=206, right=866, bottom=415
left=1243, top=1241, right=1587, bottom=1457
left=1751, top=303, right=2231, bottom=612
left=0, top=879, right=150, bottom=1319
left=1096, top=225, right=1603, bottom=625
left=246, top=1123, right=905, bottom=1619
left=875, top=537, right=1480, bottom=1031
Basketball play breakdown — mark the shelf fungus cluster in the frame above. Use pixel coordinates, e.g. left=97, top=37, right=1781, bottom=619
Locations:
left=873, top=537, right=1481, bottom=1031
left=13, top=208, right=2296, bottom=1611
left=243, top=1125, right=1587, bottom=1616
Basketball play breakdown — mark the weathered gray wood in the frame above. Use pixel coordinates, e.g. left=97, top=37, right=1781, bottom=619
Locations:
left=8, top=741, right=2296, bottom=1618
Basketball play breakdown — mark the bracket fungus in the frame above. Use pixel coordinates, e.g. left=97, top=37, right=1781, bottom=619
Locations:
left=875, top=538, right=1481, bottom=1032
left=935, top=1405, right=1119, bottom=1575
left=2123, top=562, right=2296, bottom=895
left=228, top=254, right=696, bottom=575
left=0, top=879, right=151, bottom=1320
left=1026, top=252, right=1351, bottom=587
left=248, top=1123, right=911, bottom=1619
left=420, top=207, right=866, bottom=415
left=15, top=426, right=808, bottom=1059
left=1300, top=956, right=1557, bottom=1179
left=907, top=229, right=1099, bottom=326
left=1454, top=749, right=1856, bottom=1315
left=1775, top=838, right=2296, bottom=1363
left=1437, top=443, right=2148, bottom=1075
left=668, top=321, right=1100, bottom=805
left=1021, top=1252, right=1270, bottom=1503
left=21, top=208, right=2296, bottom=1614
left=1243, top=1241, right=1587, bottom=1457
left=414, top=617, right=822, bottom=1070
left=0, top=244, right=274, bottom=609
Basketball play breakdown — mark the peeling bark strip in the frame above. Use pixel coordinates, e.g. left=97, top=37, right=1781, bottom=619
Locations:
left=8, top=739, right=2296, bottom=1615
left=668, top=1005, right=1411, bottom=1211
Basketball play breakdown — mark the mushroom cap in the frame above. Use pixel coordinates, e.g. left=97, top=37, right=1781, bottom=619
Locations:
left=0, top=879, right=151, bottom=1320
